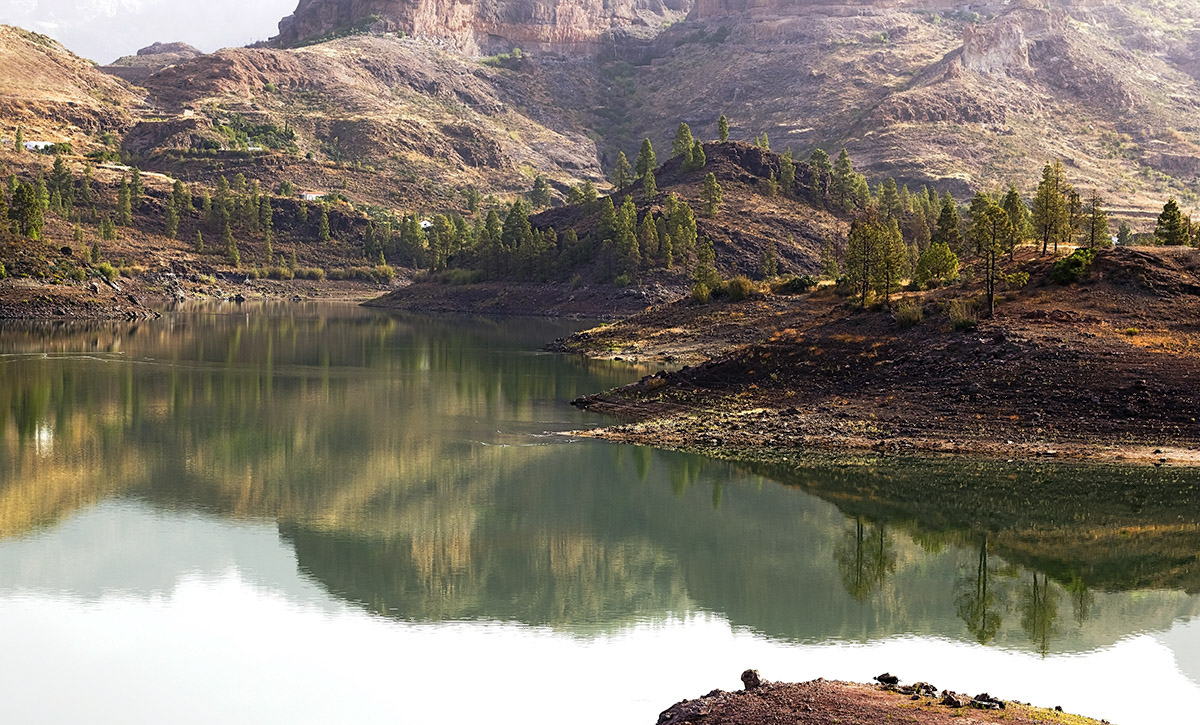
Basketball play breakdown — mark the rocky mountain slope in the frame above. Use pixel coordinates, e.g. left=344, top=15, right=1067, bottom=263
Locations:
left=102, top=42, right=204, bottom=85
left=0, top=26, right=145, bottom=146
left=604, top=0, right=1200, bottom=214
left=271, top=0, right=691, bottom=54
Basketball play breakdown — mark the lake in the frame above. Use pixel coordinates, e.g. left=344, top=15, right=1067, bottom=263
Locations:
left=0, top=302, right=1197, bottom=724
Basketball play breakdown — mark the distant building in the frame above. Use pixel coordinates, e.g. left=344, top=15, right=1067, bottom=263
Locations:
left=247, top=145, right=265, bottom=152
left=419, top=219, right=434, bottom=230
left=299, top=191, right=325, bottom=202
left=23, top=141, right=56, bottom=151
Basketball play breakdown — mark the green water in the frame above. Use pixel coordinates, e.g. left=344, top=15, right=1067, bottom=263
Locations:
left=0, top=302, right=1197, bottom=724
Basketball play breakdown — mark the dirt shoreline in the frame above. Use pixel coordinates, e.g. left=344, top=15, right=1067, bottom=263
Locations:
left=658, top=673, right=1110, bottom=725
left=564, top=248, right=1200, bottom=469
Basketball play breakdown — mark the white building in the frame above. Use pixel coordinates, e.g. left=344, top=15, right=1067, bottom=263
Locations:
left=23, top=141, right=56, bottom=151
left=299, top=191, right=325, bottom=202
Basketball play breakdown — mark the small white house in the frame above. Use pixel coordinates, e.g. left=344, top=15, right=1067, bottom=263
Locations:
left=419, top=219, right=434, bottom=230
left=247, top=145, right=265, bottom=152
left=23, top=141, right=56, bottom=151
left=299, top=191, right=325, bottom=202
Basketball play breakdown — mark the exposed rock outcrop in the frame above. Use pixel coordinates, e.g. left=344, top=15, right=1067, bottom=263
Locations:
left=272, top=0, right=691, bottom=55
left=104, top=41, right=204, bottom=84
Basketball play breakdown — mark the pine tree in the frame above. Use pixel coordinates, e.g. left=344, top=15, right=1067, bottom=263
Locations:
left=164, top=202, right=179, bottom=239
left=318, top=206, right=331, bottom=242
left=638, top=214, right=660, bottom=265
left=701, top=173, right=723, bottom=216
left=50, top=156, right=72, bottom=199
left=14, top=127, right=23, bottom=152
left=780, top=152, right=796, bottom=197
left=875, top=219, right=907, bottom=308
left=117, top=178, right=132, bottom=226
left=914, top=241, right=959, bottom=288
left=830, top=149, right=856, bottom=211
left=718, top=115, right=730, bottom=142
left=810, top=149, right=832, bottom=201
left=756, top=133, right=770, bottom=150
left=1117, top=221, right=1133, bottom=246
left=172, top=179, right=192, bottom=212
left=643, top=168, right=657, bottom=200
left=1084, top=191, right=1111, bottom=249
left=79, top=165, right=94, bottom=207
left=845, top=220, right=878, bottom=307
left=1155, top=197, right=1188, bottom=246
left=970, top=194, right=1013, bottom=317
left=1032, top=159, right=1069, bottom=255
left=529, top=175, right=552, bottom=208
left=1001, top=185, right=1030, bottom=260
left=820, top=235, right=839, bottom=279
left=129, top=168, right=144, bottom=210
left=73, top=224, right=85, bottom=246
left=879, top=178, right=901, bottom=221
left=932, top=194, right=963, bottom=251
left=668, top=199, right=697, bottom=269
left=687, top=140, right=706, bottom=171
left=761, top=238, right=779, bottom=278
left=673, top=123, right=695, bottom=161
left=611, top=152, right=633, bottom=191
left=11, top=182, right=44, bottom=239
left=223, top=222, right=240, bottom=267
left=91, top=241, right=100, bottom=263
left=693, top=236, right=719, bottom=290
left=635, top=138, right=656, bottom=180
left=615, top=197, right=641, bottom=279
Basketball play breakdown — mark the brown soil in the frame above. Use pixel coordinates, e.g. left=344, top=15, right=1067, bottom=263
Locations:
left=567, top=246, right=1200, bottom=466
left=658, top=676, right=1108, bottom=725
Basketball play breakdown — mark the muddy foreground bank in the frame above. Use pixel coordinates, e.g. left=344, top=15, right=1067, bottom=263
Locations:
left=659, top=672, right=1109, bottom=725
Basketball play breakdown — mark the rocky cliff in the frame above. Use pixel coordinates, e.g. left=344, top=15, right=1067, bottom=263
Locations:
left=272, top=0, right=691, bottom=55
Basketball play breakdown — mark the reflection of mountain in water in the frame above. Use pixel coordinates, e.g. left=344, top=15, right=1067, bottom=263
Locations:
left=2, top=303, right=1200, bottom=657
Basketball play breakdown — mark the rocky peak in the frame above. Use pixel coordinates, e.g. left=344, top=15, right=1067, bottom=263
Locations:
left=136, top=41, right=202, bottom=57
left=272, top=0, right=692, bottom=55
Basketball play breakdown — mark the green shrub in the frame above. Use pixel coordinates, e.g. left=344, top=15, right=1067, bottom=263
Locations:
left=70, top=268, right=86, bottom=283
left=771, top=274, right=818, bottom=295
left=1005, top=271, right=1031, bottom=289
left=691, top=282, right=712, bottom=304
left=614, top=273, right=632, bottom=287
left=295, top=267, right=326, bottom=281
left=948, top=298, right=978, bottom=331
left=266, top=266, right=295, bottom=281
left=427, top=268, right=483, bottom=285
left=894, top=298, right=924, bottom=327
left=722, top=275, right=760, bottom=301
left=1051, top=248, right=1096, bottom=284
left=1124, top=327, right=1140, bottom=336
left=0, top=261, right=6, bottom=279
left=95, top=262, right=117, bottom=282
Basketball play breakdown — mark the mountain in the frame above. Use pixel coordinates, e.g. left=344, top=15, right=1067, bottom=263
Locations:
left=603, top=0, right=1200, bottom=214
left=103, top=42, right=204, bottom=85
left=0, top=26, right=144, bottom=146
left=271, top=0, right=692, bottom=54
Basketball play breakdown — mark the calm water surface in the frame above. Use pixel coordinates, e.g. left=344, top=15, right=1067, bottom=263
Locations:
left=0, top=302, right=1198, bottom=724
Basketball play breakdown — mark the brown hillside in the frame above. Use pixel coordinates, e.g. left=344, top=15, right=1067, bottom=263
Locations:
left=0, top=26, right=144, bottom=146
left=123, top=34, right=606, bottom=212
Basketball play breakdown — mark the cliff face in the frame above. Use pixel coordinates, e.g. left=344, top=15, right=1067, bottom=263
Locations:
left=272, top=0, right=691, bottom=55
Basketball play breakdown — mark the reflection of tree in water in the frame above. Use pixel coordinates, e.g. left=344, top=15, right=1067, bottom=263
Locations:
left=954, top=535, right=1003, bottom=644
left=1021, top=571, right=1060, bottom=656
left=835, top=517, right=896, bottom=602
left=1067, top=575, right=1095, bottom=626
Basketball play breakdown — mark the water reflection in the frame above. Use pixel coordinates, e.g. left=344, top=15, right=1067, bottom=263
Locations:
left=1, top=303, right=1199, bottom=665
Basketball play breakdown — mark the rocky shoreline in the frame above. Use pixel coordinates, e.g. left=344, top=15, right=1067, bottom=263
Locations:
left=563, top=248, right=1200, bottom=468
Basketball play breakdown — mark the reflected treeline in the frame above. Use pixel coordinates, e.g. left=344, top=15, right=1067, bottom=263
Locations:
left=2, top=305, right=1199, bottom=657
